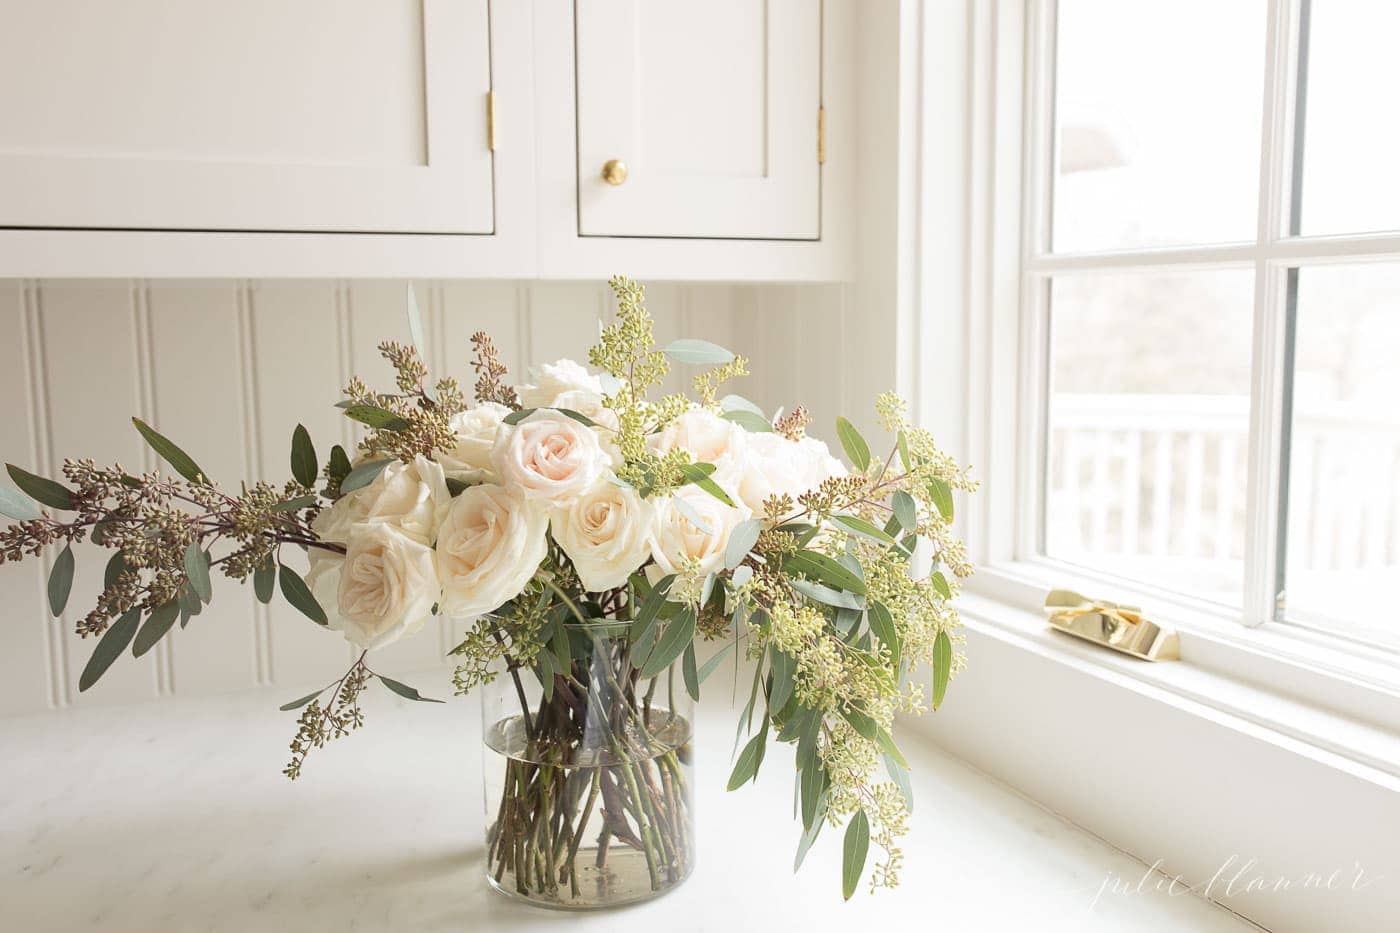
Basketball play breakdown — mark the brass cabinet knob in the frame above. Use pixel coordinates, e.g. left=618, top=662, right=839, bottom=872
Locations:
left=601, top=159, right=628, bottom=185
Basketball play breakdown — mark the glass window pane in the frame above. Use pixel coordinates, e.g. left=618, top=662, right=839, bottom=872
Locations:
left=1283, top=265, right=1400, bottom=637
left=1052, top=0, right=1266, bottom=253
left=1046, top=270, right=1254, bottom=606
left=1298, top=1, right=1400, bottom=235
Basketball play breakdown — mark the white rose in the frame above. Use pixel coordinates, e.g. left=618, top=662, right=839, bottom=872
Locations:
left=335, top=522, right=439, bottom=651
left=551, top=389, right=621, bottom=433
left=355, top=454, right=450, bottom=545
left=436, top=483, right=548, bottom=618
left=738, top=433, right=847, bottom=514
left=551, top=476, right=653, bottom=592
left=491, top=410, right=612, bottom=506
left=438, top=402, right=510, bottom=481
left=650, top=486, right=752, bottom=578
left=518, top=359, right=603, bottom=409
left=649, top=408, right=748, bottom=495
left=310, top=492, right=365, bottom=546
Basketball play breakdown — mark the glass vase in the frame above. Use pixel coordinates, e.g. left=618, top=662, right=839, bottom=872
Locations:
left=481, top=621, right=695, bottom=909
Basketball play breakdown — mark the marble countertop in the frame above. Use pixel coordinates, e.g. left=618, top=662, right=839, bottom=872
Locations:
left=1, top=679, right=1258, bottom=932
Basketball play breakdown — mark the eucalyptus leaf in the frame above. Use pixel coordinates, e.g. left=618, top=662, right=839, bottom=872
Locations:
left=638, top=606, right=696, bottom=679
left=932, top=630, right=953, bottom=709
left=132, top=602, right=179, bottom=658
left=177, top=581, right=201, bottom=627
left=629, top=573, right=674, bottom=642
left=271, top=495, right=317, bottom=513
left=279, top=688, right=326, bottom=712
left=719, top=394, right=765, bottom=417
left=290, top=424, right=317, bottom=487
left=343, top=405, right=410, bottom=431
left=931, top=570, right=953, bottom=600
left=131, top=419, right=207, bottom=484
left=768, top=649, right=797, bottom=714
left=104, top=551, right=127, bottom=590
left=722, top=410, right=774, bottom=433
left=279, top=564, right=327, bottom=626
left=678, top=462, right=736, bottom=507
left=184, top=541, right=212, bottom=603
left=892, top=490, right=918, bottom=533
left=340, top=459, right=393, bottom=494
left=841, top=706, right=879, bottom=742
left=252, top=561, right=276, bottom=604
left=727, top=727, right=768, bottom=791
left=6, top=464, right=74, bottom=510
left=724, top=518, right=762, bottom=570
left=875, top=727, right=909, bottom=769
left=78, top=608, right=141, bottom=692
left=842, top=811, right=871, bottom=900
left=896, top=430, right=912, bottom=470
left=790, top=578, right=864, bottom=610
left=405, top=284, right=428, bottom=363
left=502, top=407, right=598, bottom=428
left=835, top=417, right=871, bottom=472
left=47, top=545, right=74, bottom=616
left=832, top=514, right=897, bottom=546
left=795, top=806, right=827, bottom=874
left=928, top=477, right=955, bottom=522
left=784, top=549, right=867, bottom=596
left=378, top=674, right=446, bottom=703
left=682, top=643, right=700, bottom=701
left=0, top=482, right=41, bottom=521
left=800, top=760, right=828, bottom=830
left=696, top=639, right=736, bottom=685
left=662, top=338, right=735, bottom=366
left=672, top=494, right=714, bottom=536
left=866, top=601, right=900, bottom=666
left=885, top=753, right=914, bottom=812
left=327, top=445, right=352, bottom=486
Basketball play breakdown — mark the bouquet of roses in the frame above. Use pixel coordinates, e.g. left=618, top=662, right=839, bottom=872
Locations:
left=0, top=276, right=975, bottom=903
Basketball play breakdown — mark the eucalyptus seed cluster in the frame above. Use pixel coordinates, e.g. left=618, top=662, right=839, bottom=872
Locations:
left=284, top=657, right=370, bottom=780
left=343, top=341, right=468, bottom=463
left=469, top=330, right=521, bottom=408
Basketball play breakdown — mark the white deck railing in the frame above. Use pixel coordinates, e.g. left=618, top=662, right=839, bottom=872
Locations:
left=1048, top=394, right=1400, bottom=577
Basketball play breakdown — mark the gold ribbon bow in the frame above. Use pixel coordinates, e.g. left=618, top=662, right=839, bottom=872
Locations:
left=1043, top=589, right=1178, bottom=661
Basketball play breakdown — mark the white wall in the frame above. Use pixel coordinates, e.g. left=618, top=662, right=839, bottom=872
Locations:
left=0, top=278, right=856, bottom=716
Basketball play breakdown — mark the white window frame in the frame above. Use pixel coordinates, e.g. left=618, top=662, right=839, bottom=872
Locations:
left=952, top=0, right=1400, bottom=741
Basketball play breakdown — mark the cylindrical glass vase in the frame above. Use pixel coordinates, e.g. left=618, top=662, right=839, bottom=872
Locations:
left=481, top=621, right=695, bottom=909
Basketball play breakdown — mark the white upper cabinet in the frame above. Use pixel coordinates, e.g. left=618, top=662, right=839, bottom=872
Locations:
left=0, top=0, right=494, bottom=233
left=574, top=0, right=822, bottom=240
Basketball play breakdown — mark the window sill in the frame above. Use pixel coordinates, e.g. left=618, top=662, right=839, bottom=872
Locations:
left=902, top=576, right=1400, bottom=932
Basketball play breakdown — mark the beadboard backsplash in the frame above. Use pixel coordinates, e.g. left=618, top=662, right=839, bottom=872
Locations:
left=0, top=279, right=852, bottom=716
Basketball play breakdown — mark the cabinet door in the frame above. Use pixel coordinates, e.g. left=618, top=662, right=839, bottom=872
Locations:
left=575, top=0, right=821, bottom=240
left=0, top=0, right=493, bottom=234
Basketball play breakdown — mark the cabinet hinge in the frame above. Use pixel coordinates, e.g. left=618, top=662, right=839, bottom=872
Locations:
left=487, top=90, right=498, bottom=152
left=817, top=107, right=826, bottom=164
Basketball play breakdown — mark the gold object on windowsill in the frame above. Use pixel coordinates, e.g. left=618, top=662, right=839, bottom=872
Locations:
left=1043, top=589, right=1180, bottom=661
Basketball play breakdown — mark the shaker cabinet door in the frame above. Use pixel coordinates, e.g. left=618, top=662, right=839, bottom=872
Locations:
left=575, top=0, right=821, bottom=240
left=0, top=0, right=494, bottom=233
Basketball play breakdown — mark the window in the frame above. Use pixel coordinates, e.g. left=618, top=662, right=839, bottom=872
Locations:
left=1024, top=0, right=1400, bottom=647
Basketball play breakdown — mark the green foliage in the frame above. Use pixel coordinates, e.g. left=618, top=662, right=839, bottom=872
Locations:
left=132, top=602, right=179, bottom=657
left=47, top=544, right=74, bottom=616
left=131, top=418, right=206, bottom=484
left=835, top=417, right=871, bottom=472
left=290, top=424, right=317, bottom=487
left=0, top=482, right=41, bottom=521
left=378, top=674, right=445, bottom=703
left=79, top=608, right=141, bottom=692
left=842, top=811, right=871, bottom=900
left=6, top=464, right=73, bottom=510
left=279, top=564, right=326, bottom=626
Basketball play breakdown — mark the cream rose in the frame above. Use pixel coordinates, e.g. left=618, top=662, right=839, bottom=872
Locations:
left=491, top=411, right=612, bottom=505
left=354, top=454, right=450, bottom=545
left=335, top=522, right=440, bottom=650
left=438, top=402, right=510, bottom=481
left=649, top=408, right=748, bottom=495
left=550, top=476, right=653, bottom=592
left=518, top=359, right=603, bottom=409
left=650, top=486, right=752, bottom=578
left=436, top=483, right=548, bottom=618
left=737, top=433, right=847, bottom=514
